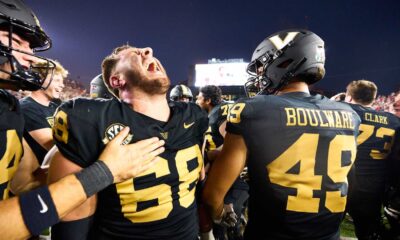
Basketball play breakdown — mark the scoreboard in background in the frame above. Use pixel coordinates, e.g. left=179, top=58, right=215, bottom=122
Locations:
left=194, top=59, right=250, bottom=87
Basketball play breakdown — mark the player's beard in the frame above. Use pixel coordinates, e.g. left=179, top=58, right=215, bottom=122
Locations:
left=125, top=69, right=170, bottom=95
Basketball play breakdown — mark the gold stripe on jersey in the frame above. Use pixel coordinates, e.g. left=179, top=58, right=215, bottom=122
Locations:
left=285, top=108, right=356, bottom=130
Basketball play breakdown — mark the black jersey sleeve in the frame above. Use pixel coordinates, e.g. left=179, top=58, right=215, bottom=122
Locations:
left=226, top=98, right=253, bottom=135
left=52, top=100, right=102, bottom=168
left=216, top=102, right=233, bottom=127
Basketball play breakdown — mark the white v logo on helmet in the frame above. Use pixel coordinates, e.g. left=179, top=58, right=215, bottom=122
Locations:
left=269, top=32, right=299, bottom=50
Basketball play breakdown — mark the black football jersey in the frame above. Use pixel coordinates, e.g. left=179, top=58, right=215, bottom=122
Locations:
left=348, top=104, right=400, bottom=176
left=20, top=96, right=59, bottom=164
left=226, top=92, right=361, bottom=240
left=0, top=90, right=23, bottom=200
left=53, top=98, right=208, bottom=240
left=205, top=102, right=233, bottom=151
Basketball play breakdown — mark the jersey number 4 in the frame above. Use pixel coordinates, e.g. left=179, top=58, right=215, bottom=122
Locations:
left=0, top=130, right=22, bottom=199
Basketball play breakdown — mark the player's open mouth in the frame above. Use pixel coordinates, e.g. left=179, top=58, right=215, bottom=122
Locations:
left=146, top=62, right=160, bottom=72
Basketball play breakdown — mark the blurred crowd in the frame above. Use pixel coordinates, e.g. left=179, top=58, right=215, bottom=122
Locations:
left=372, top=90, right=400, bottom=117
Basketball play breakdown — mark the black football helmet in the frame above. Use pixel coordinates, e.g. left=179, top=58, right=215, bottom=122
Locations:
left=90, top=74, right=112, bottom=99
left=169, top=84, right=193, bottom=102
left=0, top=0, right=55, bottom=91
left=245, top=29, right=325, bottom=96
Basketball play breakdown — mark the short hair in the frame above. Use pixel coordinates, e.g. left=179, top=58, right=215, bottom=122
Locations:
left=35, top=59, right=68, bottom=79
left=101, top=44, right=133, bottom=97
left=199, top=85, right=222, bottom=107
left=346, top=80, right=377, bottom=105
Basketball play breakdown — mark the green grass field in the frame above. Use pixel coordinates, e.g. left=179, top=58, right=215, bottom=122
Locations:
left=340, top=214, right=356, bottom=238
left=340, top=212, right=391, bottom=239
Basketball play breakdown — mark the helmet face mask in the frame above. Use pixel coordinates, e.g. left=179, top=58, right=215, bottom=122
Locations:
left=245, top=29, right=325, bottom=96
left=0, top=42, right=56, bottom=90
left=0, top=0, right=55, bottom=91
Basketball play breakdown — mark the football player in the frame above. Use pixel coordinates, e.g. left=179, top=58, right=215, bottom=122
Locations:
left=170, top=84, right=193, bottom=102
left=48, top=44, right=208, bottom=239
left=10, top=60, right=67, bottom=194
left=0, top=0, right=164, bottom=239
left=203, top=29, right=361, bottom=240
left=0, top=0, right=55, bottom=201
left=344, top=80, right=400, bottom=240
left=196, top=85, right=226, bottom=240
left=197, top=85, right=249, bottom=240
left=196, top=85, right=226, bottom=153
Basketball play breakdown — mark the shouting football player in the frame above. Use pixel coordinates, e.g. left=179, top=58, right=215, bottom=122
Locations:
left=203, top=29, right=361, bottom=240
left=48, top=45, right=208, bottom=239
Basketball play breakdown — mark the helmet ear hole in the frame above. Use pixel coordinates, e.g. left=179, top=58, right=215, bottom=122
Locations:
left=277, top=59, right=293, bottom=69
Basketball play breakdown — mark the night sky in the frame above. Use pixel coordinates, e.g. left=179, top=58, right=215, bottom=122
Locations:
left=25, top=0, right=400, bottom=94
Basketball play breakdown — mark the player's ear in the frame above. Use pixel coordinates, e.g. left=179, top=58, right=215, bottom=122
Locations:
left=110, top=75, right=126, bottom=89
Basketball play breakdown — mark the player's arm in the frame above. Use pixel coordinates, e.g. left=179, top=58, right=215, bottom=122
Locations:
left=2, top=173, right=88, bottom=240
left=48, top=102, right=99, bottom=239
left=205, top=145, right=222, bottom=164
left=202, top=132, right=247, bottom=221
left=28, top=128, right=54, bottom=151
left=1, top=127, right=165, bottom=240
left=47, top=149, right=97, bottom=239
left=218, top=120, right=227, bottom=137
left=10, top=139, right=42, bottom=194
